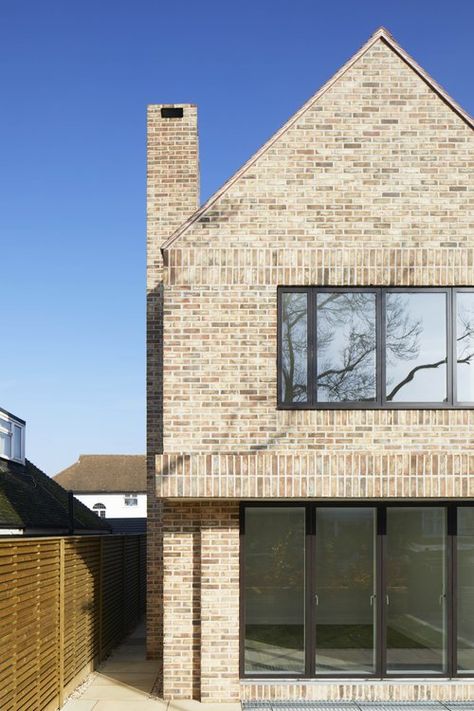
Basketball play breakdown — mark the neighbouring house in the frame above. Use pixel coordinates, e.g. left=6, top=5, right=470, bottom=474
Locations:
left=0, top=407, right=110, bottom=535
left=146, top=27, right=474, bottom=704
left=54, top=454, right=146, bottom=533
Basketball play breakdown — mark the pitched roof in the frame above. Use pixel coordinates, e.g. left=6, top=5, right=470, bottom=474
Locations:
left=0, top=457, right=110, bottom=532
left=161, top=26, right=473, bottom=252
left=54, top=455, right=147, bottom=493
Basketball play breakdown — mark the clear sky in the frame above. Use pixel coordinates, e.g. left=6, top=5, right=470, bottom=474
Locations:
left=0, top=0, right=473, bottom=475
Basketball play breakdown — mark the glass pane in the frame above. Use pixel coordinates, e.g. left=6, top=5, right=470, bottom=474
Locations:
left=386, top=507, right=447, bottom=674
left=244, top=507, right=305, bottom=674
left=0, top=417, right=11, bottom=433
left=456, top=292, right=474, bottom=401
left=0, top=431, right=11, bottom=458
left=13, top=425, right=22, bottom=460
left=385, top=292, right=447, bottom=402
left=316, top=292, right=376, bottom=402
left=457, top=507, right=474, bottom=672
left=315, top=507, right=376, bottom=674
left=281, top=292, right=308, bottom=404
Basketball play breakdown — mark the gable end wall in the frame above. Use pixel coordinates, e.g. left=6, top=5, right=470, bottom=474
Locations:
left=148, top=37, right=474, bottom=701
left=156, top=40, right=474, bottom=499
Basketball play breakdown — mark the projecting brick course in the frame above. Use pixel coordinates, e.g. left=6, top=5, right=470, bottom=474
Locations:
left=146, top=28, right=474, bottom=703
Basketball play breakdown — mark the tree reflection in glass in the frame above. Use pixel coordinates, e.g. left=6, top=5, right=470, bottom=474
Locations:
left=281, top=292, right=308, bottom=404
left=456, top=293, right=474, bottom=401
left=281, top=289, right=474, bottom=406
left=316, top=293, right=377, bottom=402
left=385, top=293, right=447, bottom=402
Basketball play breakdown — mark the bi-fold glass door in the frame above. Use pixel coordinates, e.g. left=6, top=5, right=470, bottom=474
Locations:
left=242, top=503, right=474, bottom=679
left=384, top=507, right=448, bottom=675
left=314, top=507, right=377, bottom=675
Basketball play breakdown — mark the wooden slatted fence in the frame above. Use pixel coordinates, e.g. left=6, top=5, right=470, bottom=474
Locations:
left=0, top=534, right=146, bottom=711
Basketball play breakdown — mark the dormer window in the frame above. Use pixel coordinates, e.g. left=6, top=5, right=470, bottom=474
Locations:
left=0, top=409, right=25, bottom=464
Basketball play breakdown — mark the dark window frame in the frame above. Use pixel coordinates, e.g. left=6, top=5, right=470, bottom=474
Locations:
left=277, top=286, right=474, bottom=410
left=240, top=501, right=474, bottom=680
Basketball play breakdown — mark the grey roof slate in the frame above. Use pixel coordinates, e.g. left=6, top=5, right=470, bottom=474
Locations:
left=0, top=457, right=110, bottom=532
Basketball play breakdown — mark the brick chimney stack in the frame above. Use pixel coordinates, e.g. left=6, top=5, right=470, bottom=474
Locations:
left=146, top=104, right=199, bottom=667
left=146, top=102, right=199, bottom=451
left=146, top=103, right=199, bottom=289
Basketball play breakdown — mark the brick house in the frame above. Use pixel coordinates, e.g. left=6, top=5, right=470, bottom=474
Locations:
left=146, top=28, right=474, bottom=704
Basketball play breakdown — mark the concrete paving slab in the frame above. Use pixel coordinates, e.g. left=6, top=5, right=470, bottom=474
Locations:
left=92, top=672, right=157, bottom=692
left=60, top=618, right=243, bottom=710
left=99, top=659, right=159, bottom=673
left=81, top=682, right=154, bottom=701
left=94, top=702, right=169, bottom=711
left=61, top=701, right=98, bottom=711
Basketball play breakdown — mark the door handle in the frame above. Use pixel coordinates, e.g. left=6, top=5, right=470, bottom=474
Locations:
left=314, top=594, right=319, bottom=606
left=369, top=594, right=376, bottom=606
left=385, top=594, right=390, bottom=606
left=439, top=592, right=446, bottom=605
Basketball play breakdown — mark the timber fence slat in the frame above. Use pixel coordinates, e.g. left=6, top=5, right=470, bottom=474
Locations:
left=0, top=534, right=146, bottom=711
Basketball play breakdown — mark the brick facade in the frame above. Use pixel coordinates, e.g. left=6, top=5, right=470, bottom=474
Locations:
left=147, top=29, right=474, bottom=702
left=146, top=104, right=199, bottom=691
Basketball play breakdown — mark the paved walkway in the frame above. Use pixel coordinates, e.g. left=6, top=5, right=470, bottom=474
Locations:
left=61, top=620, right=241, bottom=711
left=61, top=625, right=474, bottom=711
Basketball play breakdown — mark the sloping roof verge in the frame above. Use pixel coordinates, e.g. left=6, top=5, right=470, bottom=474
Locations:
left=161, top=26, right=473, bottom=252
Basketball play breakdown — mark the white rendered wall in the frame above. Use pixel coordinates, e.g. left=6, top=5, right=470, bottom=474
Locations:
left=75, top=493, right=147, bottom=518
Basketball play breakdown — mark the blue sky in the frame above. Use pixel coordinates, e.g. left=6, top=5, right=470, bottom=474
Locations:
left=1, top=0, right=473, bottom=475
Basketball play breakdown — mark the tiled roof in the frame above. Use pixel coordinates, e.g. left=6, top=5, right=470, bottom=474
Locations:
left=0, top=457, right=110, bottom=532
left=54, top=454, right=146, bottom=493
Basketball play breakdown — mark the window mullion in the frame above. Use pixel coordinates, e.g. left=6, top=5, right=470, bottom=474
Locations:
left=449, top=505, right=457, bottom=677
left=305, top=504, right=315, bottom=677
left=308, top=289, right=316, bottom=406
left=447, top=289, right=454, bottom=406
left=380, top=289, right=386, bottom=407
left=378, top=505, right=387, bottom=677
left=451, top=289, right=457, bottom=406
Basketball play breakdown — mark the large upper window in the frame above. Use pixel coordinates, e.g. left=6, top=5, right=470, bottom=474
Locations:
left=278, top=287, right=474, bottom=408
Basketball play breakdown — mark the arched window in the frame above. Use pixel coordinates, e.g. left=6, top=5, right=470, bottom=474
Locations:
left=93, top=503, right=106, bottom=519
